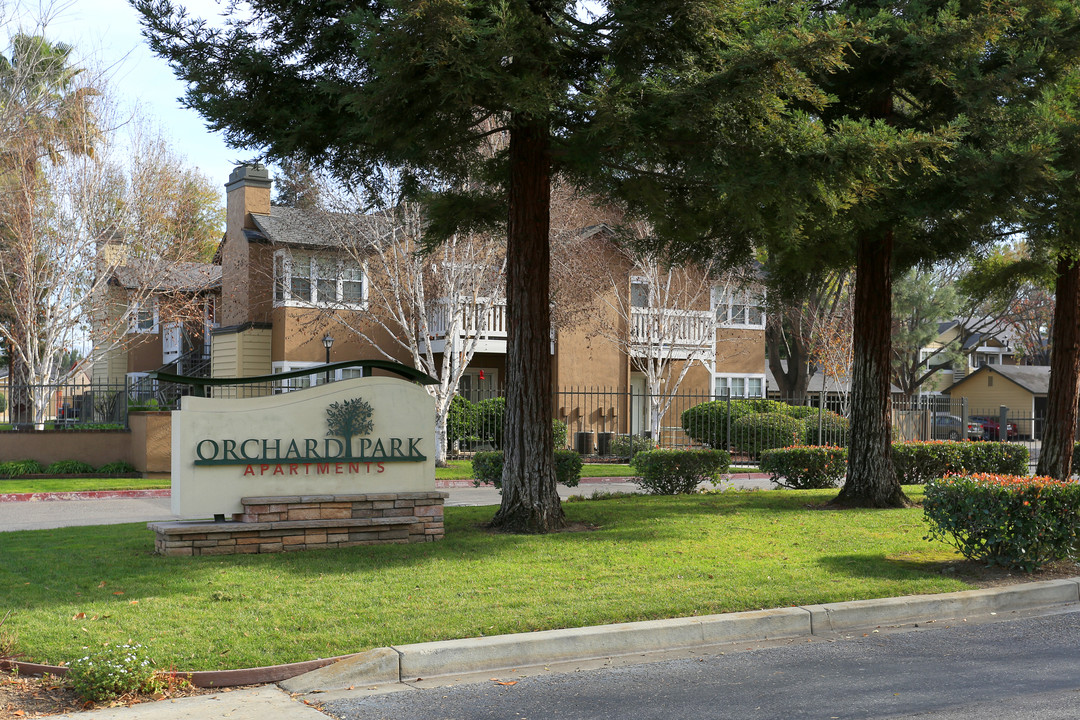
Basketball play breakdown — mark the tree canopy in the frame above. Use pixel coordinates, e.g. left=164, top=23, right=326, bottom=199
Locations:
left=134, top=0, right=857, bottom=530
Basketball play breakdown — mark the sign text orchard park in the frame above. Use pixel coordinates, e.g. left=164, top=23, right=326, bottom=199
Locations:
left=191, top=395, right=425, bottom=473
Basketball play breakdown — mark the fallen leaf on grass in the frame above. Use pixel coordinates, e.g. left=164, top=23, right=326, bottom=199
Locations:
left=72, top=612, right=86, bottom=620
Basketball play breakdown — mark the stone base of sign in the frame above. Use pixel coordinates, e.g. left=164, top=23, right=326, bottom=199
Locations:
left=149, top=492, right=447, bottom=556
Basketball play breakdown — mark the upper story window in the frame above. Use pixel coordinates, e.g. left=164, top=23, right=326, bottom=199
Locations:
left=630, top=277, right=651, bottom=308
left=713, top=287, right=765, bottom=329
left=127, top=300, right=158, bottom=334
left=274, top=250, right=367, bottom=308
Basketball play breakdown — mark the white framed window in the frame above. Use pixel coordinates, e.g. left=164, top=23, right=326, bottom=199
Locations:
left=274, top=249, right=367, bottom=308
left=127, top=300, right=158, bottom=334
left=272, top=361, right=364, bottom=391
left=712, top=287, right=765, bottom=329
left=713, top=373, right=766, bottom=398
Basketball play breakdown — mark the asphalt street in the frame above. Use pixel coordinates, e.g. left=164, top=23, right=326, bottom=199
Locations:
left=318, top=608, right=1080, bottom=720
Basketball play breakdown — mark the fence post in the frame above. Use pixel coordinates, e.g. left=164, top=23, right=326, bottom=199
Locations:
left=961, top=397, right=968, bottom=437
left=999, top=405, right=1008, bottom=443
left=817, top=390, right=824, bottom=445
left=725, top=392, right=732, bottom=454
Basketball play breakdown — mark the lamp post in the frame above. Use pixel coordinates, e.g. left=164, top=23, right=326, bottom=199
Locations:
left=322, top=334, right=334, bottom=384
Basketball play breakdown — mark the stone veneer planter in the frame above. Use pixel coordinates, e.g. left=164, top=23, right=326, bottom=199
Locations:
left=149, top=491, right=447, bottom=556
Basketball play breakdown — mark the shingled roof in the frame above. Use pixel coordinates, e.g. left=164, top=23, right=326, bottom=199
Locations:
left=943, top=364, right=1050, bottom=395
left=111, top=262, right=221, bottom=292
left=248, top=206, right=380, bottom=249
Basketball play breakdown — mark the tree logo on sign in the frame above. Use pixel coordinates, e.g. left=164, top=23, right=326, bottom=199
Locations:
left=326, top=397, right=374, bottom=456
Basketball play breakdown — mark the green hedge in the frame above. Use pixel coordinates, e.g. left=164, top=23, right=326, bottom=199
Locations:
left=629, top=449, right=730, bottom=495
left=893, top=441, right=1029, bottom=485
left=732, top=412, right=804, bottom=455
left=681, top=399, right=848, bottom=452
left=609, top=434, right=657, bottom=459
left=924, top=473, right=1080, bottom=572
left=449, top=395, right=566, bottom=451
left=760, top=446, right=848, bottom=489
left=471, top=450, right=583, bottom=489
left=681, top=398, right=788, bottom=448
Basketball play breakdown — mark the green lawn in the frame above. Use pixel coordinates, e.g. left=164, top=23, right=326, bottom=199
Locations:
left=0, top=487, right=971, bottom=671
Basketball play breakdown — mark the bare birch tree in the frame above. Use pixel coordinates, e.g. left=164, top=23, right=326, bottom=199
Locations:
left=564, top=221, right=718, bottom=435
left=312, top=184, right=506, bottom=466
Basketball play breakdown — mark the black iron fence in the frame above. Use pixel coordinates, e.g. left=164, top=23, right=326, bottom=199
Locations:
left=0, top=375, right=1055, bottom=473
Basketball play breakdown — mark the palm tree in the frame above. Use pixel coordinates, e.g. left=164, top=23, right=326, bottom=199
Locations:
left=0, top=33, right=98, bottom=425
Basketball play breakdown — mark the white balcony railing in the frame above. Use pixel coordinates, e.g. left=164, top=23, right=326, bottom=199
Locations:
left=425, top=298, right=508, bottom=353
left=630, top=307, right=713, bottom=358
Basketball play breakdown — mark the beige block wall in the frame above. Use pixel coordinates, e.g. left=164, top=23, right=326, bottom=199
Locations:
left=129, top=411, right=172, bottom=475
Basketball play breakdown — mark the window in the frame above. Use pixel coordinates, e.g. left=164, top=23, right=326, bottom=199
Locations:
left=127, top=301, right=158, bottom=334
left=714, top=374, right=765, bottom=398
left=273, top=250, right=367, bottom=308
left=713, top=287, right=765, bottom=328
left=630, top=277, right=650, bottom=309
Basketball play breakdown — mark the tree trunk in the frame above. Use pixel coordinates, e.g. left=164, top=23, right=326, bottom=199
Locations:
left=490, top=116, right=565, bottom=533
left=834, top=231, right=909, bottom=508
left=1035, top=255, right=1080, bottom=480
left=766, top=315, right=809, bottom=402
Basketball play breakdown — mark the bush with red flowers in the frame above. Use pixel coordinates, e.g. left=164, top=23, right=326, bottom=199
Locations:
left=923, top=473, right=1080, bottom=571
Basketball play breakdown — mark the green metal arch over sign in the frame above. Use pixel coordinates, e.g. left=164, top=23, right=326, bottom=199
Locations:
left=149, top=359, right=438, bottom=397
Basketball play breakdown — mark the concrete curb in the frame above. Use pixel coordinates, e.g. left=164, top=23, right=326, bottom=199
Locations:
left=281, top=577, right=1080, bottom=692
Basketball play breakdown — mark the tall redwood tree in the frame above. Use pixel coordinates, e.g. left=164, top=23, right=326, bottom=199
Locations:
left=135, top=0, right=853, bottom=531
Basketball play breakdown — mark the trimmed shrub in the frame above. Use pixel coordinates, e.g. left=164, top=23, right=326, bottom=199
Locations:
left=609, top=433, right=657, bottom=460
left=446, top=395, right=476, bottom=446
left=630, top=449, right=730, bottom=494
left=45, top=459, right=96, bottom=475
left=760, top=446, right=848, bottom=489
left=893, top=441, right=1029, bottom=485
left=732, top=412, right=804, bottom=456
left=923, top=473, right=1080, bottom=572
left=0, top=459, right=45, bottom=477
left=553, top=419, right=568, bottom=450
left=553, top=450, right=583, bottom=488
left=0, top=392, right=6, bottom=414
left=681, top=398, right=788, bottom=448
left=471, top=449, right=583, bottom=489
left=799, top=409, right=850, bottom=447
left=97, top=461, right=137, bottom=475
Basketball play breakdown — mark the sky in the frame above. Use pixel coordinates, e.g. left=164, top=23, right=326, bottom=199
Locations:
left=11, top=0, right=250, bottom=196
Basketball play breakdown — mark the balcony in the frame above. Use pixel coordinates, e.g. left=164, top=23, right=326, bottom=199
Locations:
left=425, top=298, right=508, bottom=354
left=629, top=307, right=714, bottom=359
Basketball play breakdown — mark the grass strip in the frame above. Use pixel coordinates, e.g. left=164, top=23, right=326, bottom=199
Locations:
left=0, top=478, right=169, bottom=494
left=0, top=487, right=970, bottom=671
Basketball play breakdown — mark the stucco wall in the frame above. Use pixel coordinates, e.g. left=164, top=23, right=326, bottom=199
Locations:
left=715, top=328, right=766, bottom=374
left=0, top=431, right=131, bottom=468
left=129, top=411, right=172, bottom=475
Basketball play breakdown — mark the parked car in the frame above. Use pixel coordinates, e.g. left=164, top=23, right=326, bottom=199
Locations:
left=969, top=415, right=1019, bottom=441
left=931, top=414, right=983, bottom=441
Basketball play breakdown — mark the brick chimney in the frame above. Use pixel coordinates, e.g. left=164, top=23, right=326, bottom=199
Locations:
left=221, top=164, right=273, bottom=327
